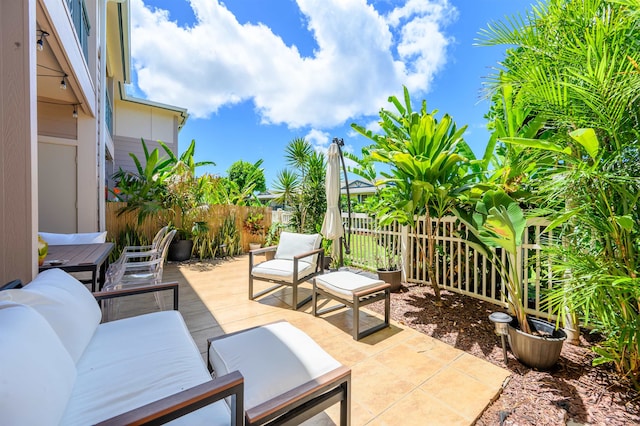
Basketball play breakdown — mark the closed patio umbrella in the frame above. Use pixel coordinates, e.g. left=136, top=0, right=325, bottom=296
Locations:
left=321, top=142, right=343, bottom=260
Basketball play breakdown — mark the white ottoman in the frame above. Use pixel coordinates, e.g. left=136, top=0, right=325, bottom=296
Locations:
left=207, top=321, right=351, bottom=426
left=313, top=271, right=391, bottom=340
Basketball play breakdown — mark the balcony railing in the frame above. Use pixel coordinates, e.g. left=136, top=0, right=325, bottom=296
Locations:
left=66, top=0, right=91, bottom=61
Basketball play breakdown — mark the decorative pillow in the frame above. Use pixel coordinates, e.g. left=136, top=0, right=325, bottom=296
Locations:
left=274, top=232, right=322, bottom=264
left=0, top=269, right=101, bottom=362
left=39, top=231, right=107, bottom=245
left=0, top=302, right=77, bottom=426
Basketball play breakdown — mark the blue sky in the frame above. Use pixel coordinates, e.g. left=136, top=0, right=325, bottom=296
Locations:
left=128, top=0, right=532, bottom=187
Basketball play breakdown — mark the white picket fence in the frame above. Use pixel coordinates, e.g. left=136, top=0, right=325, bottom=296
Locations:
left=341, top=212, right=557, bottom=319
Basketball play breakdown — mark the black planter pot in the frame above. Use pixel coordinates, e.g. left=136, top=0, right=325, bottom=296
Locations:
left=168, top=239, right=193, bottom=261
left=507, top=317, right=567, bottom=370
left=377, top=269, right=402, bottom=292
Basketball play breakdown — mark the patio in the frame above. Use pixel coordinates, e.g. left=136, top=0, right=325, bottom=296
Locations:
left=116, top=255, right=510, bottom=425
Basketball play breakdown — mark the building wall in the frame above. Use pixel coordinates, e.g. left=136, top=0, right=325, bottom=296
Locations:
left=0, top=0, right=38, bottom=283
left=114, top=100, right=179, bottom=144
left=111, top=100, right=179, bottom=177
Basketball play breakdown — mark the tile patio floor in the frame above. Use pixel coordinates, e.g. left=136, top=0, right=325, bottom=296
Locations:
left=117, top=255, right=510, bottom=425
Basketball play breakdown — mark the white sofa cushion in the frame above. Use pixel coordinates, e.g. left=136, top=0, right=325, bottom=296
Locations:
left=251, top=259, right=316, bottom=283
left=208, top=321, right=342, bottom=410
left=39, top=231, right=107, bottom=245
left=61, top=311, right=230, bottom=425
left=0, top=269, right=101, bottom=363
left=274, top=232, right=322, bottom=265
left=0, top=302, right=77, bottom=426
left=316, top=271, right=385, bottom=299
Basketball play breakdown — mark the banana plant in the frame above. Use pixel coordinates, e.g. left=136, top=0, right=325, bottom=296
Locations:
left=454, top=190, right=532, bottom=334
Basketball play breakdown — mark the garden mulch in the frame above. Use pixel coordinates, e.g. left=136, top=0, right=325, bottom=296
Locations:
left=367, top=284, right=640, bottom=425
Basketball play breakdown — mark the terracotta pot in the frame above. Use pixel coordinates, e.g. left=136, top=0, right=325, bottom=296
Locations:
left=507, top=318, right=567, bottom=370
left=265, top=251, right=275, bottom=261
left=377, top=268, right=402, bottom=292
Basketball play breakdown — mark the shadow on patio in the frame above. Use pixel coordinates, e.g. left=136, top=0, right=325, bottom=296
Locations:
left=116, top=255, right=510, bottom=425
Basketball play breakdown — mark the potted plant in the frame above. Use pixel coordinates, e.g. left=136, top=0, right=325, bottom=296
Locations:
left=376, top=236, right=402, bottom=292
left=114, top=139, right=213, bottom=262
left=454, top=189, right=566, bottom=370
left=164, top=161, right=210, bottom=261
left=244, top=212, right=265, bottom=251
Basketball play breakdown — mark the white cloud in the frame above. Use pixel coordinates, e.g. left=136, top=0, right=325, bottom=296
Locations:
left=130, top=0, right=456, bottom=128
left=305, top=129, right=331, bottom=152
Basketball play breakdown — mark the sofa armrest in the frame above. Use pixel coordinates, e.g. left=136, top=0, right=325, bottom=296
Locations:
left=96, top=371, right=244, bottom=426
left=93, top=282, right=179, bottom=311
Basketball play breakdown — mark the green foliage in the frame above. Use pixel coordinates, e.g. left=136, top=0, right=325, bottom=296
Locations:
left=454, top=190, right=531, bottom=333
left=480, top=0, right=640, bottom=386
left=215, top=216, right=241, bottom=256
left=265, top=222, right=284, bottom=247
left=112, top=139, right=213, bottom=239
left=227, top=160, right=267, bottom=198
left=274, top=138, right=326, bottom=234
left=352, top=85, right=474, bottom=301
left=108, top=224, right=148, bottom=263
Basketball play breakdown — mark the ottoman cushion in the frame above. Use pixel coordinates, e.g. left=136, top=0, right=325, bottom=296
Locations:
left=208, top=322, right=342, bottom=410
left=316, top=271, right=385, bottom=299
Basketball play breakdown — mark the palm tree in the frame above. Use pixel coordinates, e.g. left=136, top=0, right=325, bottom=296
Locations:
left=285, top=137, right=313, bottom=178
left=272, top=169, right=300, bottom=209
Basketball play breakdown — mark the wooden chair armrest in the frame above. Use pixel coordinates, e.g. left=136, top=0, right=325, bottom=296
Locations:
left=292, top=247, right=324, bottom=261
left=93, top=282, right=179, bottom=310
left=246, top=366, right=351, bottom=425
left=96, top=371, right=244, bottom=426
left=353, top=283, right=391, bottom=298
left=250, top=245, right=277, bottom=254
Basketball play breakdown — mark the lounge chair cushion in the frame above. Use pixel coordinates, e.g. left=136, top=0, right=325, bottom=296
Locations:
left=208, top=321, right=342, bottom=410
left=274, top=232, right=322, bottom=264
left=39, top=231, right=107, bottom=245
left=0, top=302, right=77, bottom=426
left=61, top=311, right=230, bottom=425
left=315, top=271, right=385, bottom=299
left=251, top=259, right=316, bottom=283
left=0, top=269, right=101, bottom=362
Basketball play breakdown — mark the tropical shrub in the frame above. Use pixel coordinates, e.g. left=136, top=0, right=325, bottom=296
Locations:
left=480, top=0, right=640, bottom=387
left=352, top=86, right=476, bottom=303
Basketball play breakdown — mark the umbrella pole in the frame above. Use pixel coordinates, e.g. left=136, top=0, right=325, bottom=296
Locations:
left=333, top=138, right=351, bottom=267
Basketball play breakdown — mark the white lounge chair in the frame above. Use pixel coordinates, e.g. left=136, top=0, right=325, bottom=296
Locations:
left=249, top=232, right=324, bottom=309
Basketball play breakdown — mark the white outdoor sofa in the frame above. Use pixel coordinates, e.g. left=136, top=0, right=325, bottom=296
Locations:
left=0, top=269, right=350, bottom=425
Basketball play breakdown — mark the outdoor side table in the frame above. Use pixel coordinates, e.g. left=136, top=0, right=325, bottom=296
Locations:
left=313, top=271, right=391, bottom=340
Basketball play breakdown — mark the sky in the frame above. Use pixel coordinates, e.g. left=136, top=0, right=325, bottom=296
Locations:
left=128, top=0, right=533, bottom=188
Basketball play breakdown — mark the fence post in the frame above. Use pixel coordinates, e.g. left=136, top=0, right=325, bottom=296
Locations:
left=401, top=224, right=409, bottom=283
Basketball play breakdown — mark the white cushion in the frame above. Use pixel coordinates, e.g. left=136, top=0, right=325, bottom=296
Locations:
left=0, top=302, right=77, bottom=426
left=0, top=269, right=101, bottom=362
left=315, top=271, right=385, bottom=299
left=39, top=231, right=107, bottom=245
left=251, top=259, right=316, bottom=283
left=208, top=321, right=342, bottom=410
left=61, top=311, right=231, bottom=425
left=274, top=232, right=322, bottom=265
